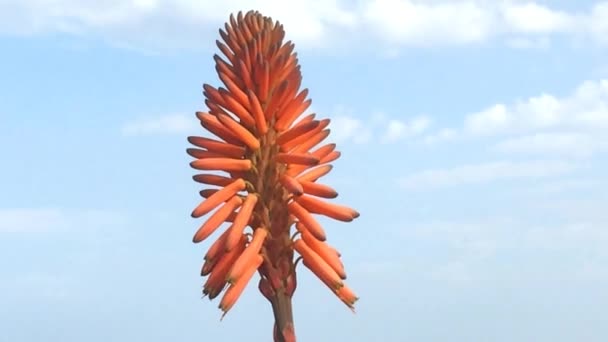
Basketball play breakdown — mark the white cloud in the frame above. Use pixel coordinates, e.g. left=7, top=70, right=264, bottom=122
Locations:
left=464, top=103, right=512, bottom=135
left=589, top=2, right=608, bottom=45
left=328, top=115, right=372, bottom=144
left=398, top=160, right=580, bottom=190
left=0, top=0, right=357, bottom=50
left=424, top=78, right=608, bottom=157
left=493, top=132, right=604, bottom=158
left=520, top=178, right=603, bottom=195
left=326, top=106, right=429, bottom=144
left=0, top=208, right=126, bottom=233
left=1, top=1, right=608, bottom=52
left=360, top=0, right=494, bottom=46
left=429, top=261, right=473, bottom=286
left=122, top=113, right=197, bottom=136
left=464, top=79, right=608, bottom=135
left=0, top=272, right=72, bottom=300
left=525, top=221, right=608, bottom=251
left=381, top=116, right=431, bottom=143
left=383, top=120, right=407, bottom=142
left=0, top=208, right=67, bottom=233
left=422, top=127, right=458, bottom=144
left=402, top=216, right=608, bottom=260
left=126, top=107, right=422, bottom=144
left=502, top=2, right=575, bottom=34
left=505, top=36, right=550, bottom=49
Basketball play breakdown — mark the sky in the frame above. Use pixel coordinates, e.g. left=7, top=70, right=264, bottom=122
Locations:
left=1, top=0, right=607, bottom=341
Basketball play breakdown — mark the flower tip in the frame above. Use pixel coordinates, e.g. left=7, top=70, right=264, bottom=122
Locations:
left=219, top=308, right=228, bottom=321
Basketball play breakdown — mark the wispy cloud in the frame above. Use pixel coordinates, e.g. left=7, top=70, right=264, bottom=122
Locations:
left=0, top=208, right=126, bottom=233
left=422, top=127, right=458, bottom=144
left=501, top=2, right=575, bottom=34
left=398, top=160, right=581, bottom=190
left=493, top=132, right=605, bottom=158
left=1, top=1, right=607, bottom=52
left=121, top=113, right=197, bottom=136
left=518, top=178, right=604, bottom=195
left=326, top=106, right=428, bottom=144
left=0, top=272, right=72, bottom=300
left=0, top=208, right=67, bottom=233
left=328, top=115, right=373, bottom=144
left=380, top=116, right=431, bottom=143
left=422, top=78, right=608, bottom=157
left=464, top=79, right=608, bottom=136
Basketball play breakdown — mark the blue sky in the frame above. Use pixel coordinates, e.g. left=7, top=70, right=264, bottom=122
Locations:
left=1, top=1, right=607, bottom=341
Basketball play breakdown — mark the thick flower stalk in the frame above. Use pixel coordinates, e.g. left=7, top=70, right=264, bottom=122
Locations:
left=187, top=10, right=359, bottom=342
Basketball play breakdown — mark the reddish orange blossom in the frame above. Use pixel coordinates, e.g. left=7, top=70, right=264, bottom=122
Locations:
left=187, top=10, right=359, bottom=342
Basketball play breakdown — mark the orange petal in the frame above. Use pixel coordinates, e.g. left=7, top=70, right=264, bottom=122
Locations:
left=273, top=73, right=300, bottom=112
left=224, top=211, right=237, bottom=223
left=310, top=143, right=336, bottom=159
left=279, top=174, right=303, bottom=195
left=298, top=224, right=346, bottom=279
left=196, top=112, right=245, bottom=146
left=287, top=201, right=326, bottom=241
left=188, top=135, right=246, bottom=159
left=219, top=27, right=238, bottom=57
left=225, top=194, right=258, bottom=251
left=236, top=59, right=254, bottom=91
left=300, top=181, right=338, bottom=199
left=258, top=61, right=270, bottom=103
left=219, top=254, right=263, bottom=315
left=276, top=119, right=320, bottom=146
left=286, top=142, right=336, bottom=178
left=199, top=189, right=218, bottom=198
left=204, top=234, right=248, bottom=299
left=201, top=258, right=217, bottom=276
left=289, top=113, right=316, bottom=128
left=237, top=12, right=254, bottom=42
left=203, top=84, right=230, bottom=111
left=295, top=195, right=359, bottom=222
left=219, top=88, right=256, bottom=128
left=291, top=128, right=331, bottom=154
left=295, top=165, right=333, bottom=183
left=228, top=227, right=268, bottom=283
left=205, top=228, right=230, bottom=262
left=206, top=99, right=237, bottom=123
left=217, top=113, right=260, bottom=150
left=275, top=54, right=298, bottom=87
left=336, top=285, right=359, bottom=309
left=215, top=41, right=236, bottom=66
left=276, top=85, right=306, bottom=119
left=186, top=148, right=225, bottom=159
left=247, top=89, right=268, bottom=134
left=218, top=71, right=249, bottom=110
left=276, top=152, right=319, bottom=166
left=193, top=196, right=243, bottom=243
left=263, top=80, right=288, bottom=120
left=191, top=178, right=245, bottom=218
left=286, top=130, right=332, bottom=177
left=294, top=239, right=343, bottom=289
left=269, top=41, right=294, bottom=69
left=319, top=151, right=341, bottom=164
left=190, top=158, right=252, bottom=172
left=275, top=93, right=311, bottom=131
left=193, top=174, right=235, bottom=187
left=281, top=119, right=329, bottom=152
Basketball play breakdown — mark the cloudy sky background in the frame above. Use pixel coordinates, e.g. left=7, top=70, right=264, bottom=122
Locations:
left=1, top=0, right=607, bottom=341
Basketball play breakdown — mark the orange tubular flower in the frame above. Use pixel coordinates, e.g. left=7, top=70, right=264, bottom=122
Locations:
left=187, top=10, right=359, bottom=342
